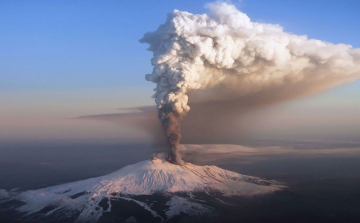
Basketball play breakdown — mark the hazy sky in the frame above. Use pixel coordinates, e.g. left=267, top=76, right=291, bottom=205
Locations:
left=1, top=0, right=359, bottom=142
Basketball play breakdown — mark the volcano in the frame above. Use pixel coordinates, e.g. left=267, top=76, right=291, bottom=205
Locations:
left=0, top=158, right=282, bottom=223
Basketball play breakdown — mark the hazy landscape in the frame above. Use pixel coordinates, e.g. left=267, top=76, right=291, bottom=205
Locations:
left=1, top=1, right=360, bottom=222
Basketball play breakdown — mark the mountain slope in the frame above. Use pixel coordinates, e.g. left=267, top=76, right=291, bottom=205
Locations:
left=0, top=158, right=282, bottom=222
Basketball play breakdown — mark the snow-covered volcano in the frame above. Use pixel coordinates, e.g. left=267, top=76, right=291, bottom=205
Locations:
left=0, top=158, right=282, bottom=223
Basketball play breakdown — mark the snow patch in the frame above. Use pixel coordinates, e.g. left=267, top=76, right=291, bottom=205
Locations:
left=165, top=195, right=213, bottom=218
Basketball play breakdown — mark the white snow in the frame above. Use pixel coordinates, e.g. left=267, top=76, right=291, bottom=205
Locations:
left=165, top=195, right=213, bottom=218
left=2, top=158, right=282, bottom=222
left=117, top=196, right=164, bottom=221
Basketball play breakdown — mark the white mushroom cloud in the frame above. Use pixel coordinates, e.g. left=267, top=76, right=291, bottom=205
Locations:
left=141, top=2, right=360, bottom=113
left=140, top=2, right=360, bottom=163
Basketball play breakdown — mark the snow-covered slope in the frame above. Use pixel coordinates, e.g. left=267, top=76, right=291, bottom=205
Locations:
left=1, top=158, right=282, bottom=222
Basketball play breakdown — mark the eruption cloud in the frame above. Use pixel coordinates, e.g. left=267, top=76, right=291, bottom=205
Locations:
left=140, top=2, right=360, bottom=164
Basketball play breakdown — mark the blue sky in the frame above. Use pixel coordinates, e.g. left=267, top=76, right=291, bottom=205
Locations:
left=1, top=0, right=359, bottom=91
left=0, top=0, right=359, bottom=141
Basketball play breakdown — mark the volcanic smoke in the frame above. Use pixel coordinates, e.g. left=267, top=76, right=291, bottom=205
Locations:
left=140, top=2, right=360, bottom=164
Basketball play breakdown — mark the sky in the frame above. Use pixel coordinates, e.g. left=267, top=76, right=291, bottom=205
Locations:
left=0, top=0, right=359, bottom=143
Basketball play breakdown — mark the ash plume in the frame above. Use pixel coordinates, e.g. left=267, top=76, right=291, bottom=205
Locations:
left=140, top=2, right=360, bottom=164
left=158, top=105, right=184, bottom=164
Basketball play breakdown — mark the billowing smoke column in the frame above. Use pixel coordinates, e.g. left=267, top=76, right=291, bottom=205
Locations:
left=158, top=104, right=184, bottom=164
left=140, top=2, right=360, bottom=164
